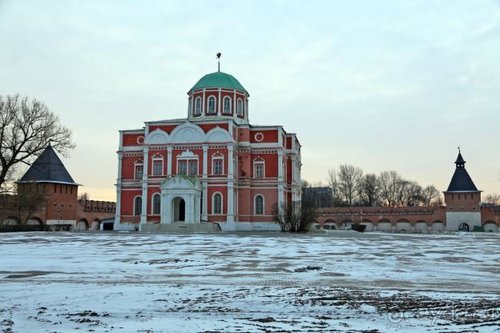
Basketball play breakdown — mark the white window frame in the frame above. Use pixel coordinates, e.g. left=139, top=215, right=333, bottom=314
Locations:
left=133, top=196, right=142, bottom=216
left=177, top=157, right=199, bottom=176
left=151, top=193, right=161, bottom=215
left=207, top=96, right=216, bottom=114
left=151, top=155, right=164, bottom=176
left=254, top=194, right=264, bottom=215
left=211, top=153, right=224, bottom=175
left=194, top=96, right=202, bottom=115
left=134, top=161, right=144, bottom=180
left=212, top=192, right=223, bottom=215
left=254, top=160, right=265, bottom=178
left=222, top=96, right=231, bottom=114
left=236, top=98, right=243, bottom=116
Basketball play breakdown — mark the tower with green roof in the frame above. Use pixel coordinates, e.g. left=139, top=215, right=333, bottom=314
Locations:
left=187, top=59, right=250, bottom=124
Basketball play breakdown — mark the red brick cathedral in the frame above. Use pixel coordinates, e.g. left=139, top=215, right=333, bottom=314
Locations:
left=115, top=66, right=301, bottom=231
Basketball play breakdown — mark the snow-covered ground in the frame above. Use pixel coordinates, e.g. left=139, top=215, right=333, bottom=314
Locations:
left=0, top=232, right=499, bottom=332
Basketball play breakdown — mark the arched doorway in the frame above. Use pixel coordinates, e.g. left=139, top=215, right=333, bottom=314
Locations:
left=26, top=217, right=42, bottom=225
left=3, top=217, right=19, bottom=225
left=458, top=222, right=469, bottom=232
left=173, top=197, right=186, bottom=222
left=75, top=219, right=88, bottom=231
left=90, top=219, right=100, bottom=231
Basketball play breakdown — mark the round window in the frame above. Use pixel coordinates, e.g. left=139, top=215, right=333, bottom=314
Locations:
left=254, top=133, right=264, bottom=142
left=137, top=136, right=145, bottom=144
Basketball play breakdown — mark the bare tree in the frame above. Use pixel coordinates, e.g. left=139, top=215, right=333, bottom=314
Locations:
left=421, top=185, right=442, bottom=206
left=483, top=193, right=500, bottom=206
left=273, top=201, right=317, bottom=232
left=378, top=171, right=402, bottom=207
left=13, top=184, right=46, bottom=224
left=0, top=95, right=75, bottom=191
left=327, top=168, right=343, bottom=206
left=359, top=173, right=379, bottom=206
left=336, top=164, right=363, bottom=206
left=397, top=180, right=423, bottom=207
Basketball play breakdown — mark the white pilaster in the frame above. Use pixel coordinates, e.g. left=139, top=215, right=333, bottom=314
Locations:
left=202, top=182, right=208, bottom=221
left=228, top=144, right=234, bottom=177
left=114, top=152, right=123, bottom=226
left=141, top=147, right=149, bottom=224
left=202, top=145, right=208, bottom=177
left=167, top=146, right=172, bottom=176
left=227, top=181, right=234, bottom=223
left=202, top=89, right=206, bottom=115
left=277, top=150, right=284, bottom=181
left=217, top=88, right=221, bottom=115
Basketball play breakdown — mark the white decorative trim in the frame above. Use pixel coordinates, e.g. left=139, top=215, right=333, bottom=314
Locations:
left=170, top=122, right=205, bottom=143
left=206, top=126, right=232, bottom=143
left=145, top=129, right=170, bottom=144
left=133, top=195, right=142, bottom=216
left=178, top=150, right=197, bottom=158
left=222, top=96, right=232, bottom=114
left=211, top=152, right=224, bottom=175
left=194, top=96, right=202, bottom=116
left=212, top=192, right=223, bottom=215
left=151, top=192, right=161, bottom=215
left=253, top=158, right=265, bottom=178
left=254, top=194, right=265, bottom=215
left=134, top=160, right=144, bottom=180
left=207, top=95, right=216, bottom=114
left=151, top=154, right=164, bottom=176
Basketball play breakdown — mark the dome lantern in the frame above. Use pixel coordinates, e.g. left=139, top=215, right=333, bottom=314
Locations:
left=187, top=58, right=249, bottom=123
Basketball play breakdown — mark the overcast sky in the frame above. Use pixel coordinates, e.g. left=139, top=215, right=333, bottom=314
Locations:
left=1, top=0, right=499, bottom=201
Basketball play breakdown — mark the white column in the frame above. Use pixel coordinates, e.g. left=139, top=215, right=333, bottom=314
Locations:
left=227, top=144, right=234, bottom=223
left=227, top=182, right=234, bottom=223
left=202, top=145, right=208, bottom=177
left=160, top=190, right=167, bottom=224
left=114, top=152, right=123, bottom=226
left=233, top=91, right=236, bottom=116
left=141, top=147, right=149, bottom=224
left=167, top=146, right=172, bottom=176
left=277, top=150, right=284, bottom=181
left=165, top=194, right=172, bottom=224
left=228, top=144, right=234, bottom=177
left=202, top=145, right=208, bottom=222
left=202, top=89, right=206, bottom=115
left=218, top=88, right=221, bottom=115
left=189, top=95, right=193, bottom=116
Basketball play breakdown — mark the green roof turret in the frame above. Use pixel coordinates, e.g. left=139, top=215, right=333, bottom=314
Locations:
left=188, top=72, right=249, bottom=95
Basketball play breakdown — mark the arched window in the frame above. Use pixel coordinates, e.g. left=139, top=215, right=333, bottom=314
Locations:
left=207, top=96, right=216, bottom=114
left=134, top=196, right=142, bottom=216
left=194, top=97, right=202, bottom=115
left=223, top=96, right=231, bottom=114
left=255, top=195, right=264, bottom=215
left=237, top=98, right=243, bottom=116
left=213, top=192, right=222, bottom=214
left=152, top=193, right=161, bottom=215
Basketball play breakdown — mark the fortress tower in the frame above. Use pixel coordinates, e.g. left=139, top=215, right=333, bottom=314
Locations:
left=443, top=150, right=482, bottom=231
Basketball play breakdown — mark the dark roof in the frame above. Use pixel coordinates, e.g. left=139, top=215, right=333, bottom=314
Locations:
left=17, top=145, right=78, bottom=185
left=446, top=152, right=478, bottom=192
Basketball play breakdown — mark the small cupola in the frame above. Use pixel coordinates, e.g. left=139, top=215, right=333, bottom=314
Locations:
left=446, top=149, right=478, bottom=192
left=186, top=53, right=249, bottom=123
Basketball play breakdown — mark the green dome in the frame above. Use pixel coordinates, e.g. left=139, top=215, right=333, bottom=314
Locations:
left=189, top=71, right=248, bottom=95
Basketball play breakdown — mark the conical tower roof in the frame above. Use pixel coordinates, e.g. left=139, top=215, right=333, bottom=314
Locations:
left=17, top=145, right=78, bottom=185
left=446, top=151, right=478, bottom=192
